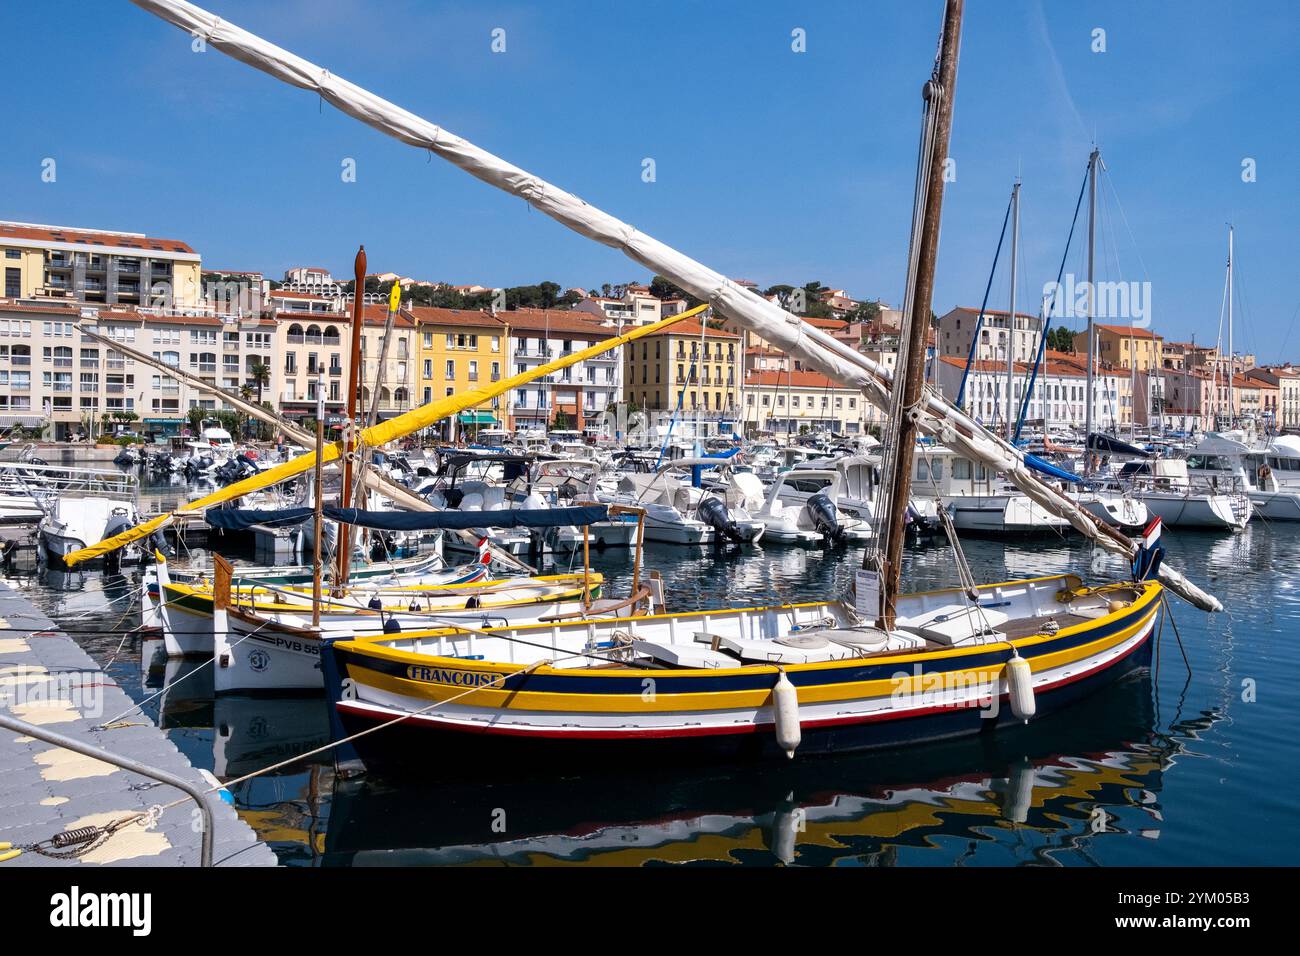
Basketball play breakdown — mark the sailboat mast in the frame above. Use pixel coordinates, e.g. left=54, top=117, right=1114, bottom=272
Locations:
left=312, top=370, right=325, bottom=627
left=1227, top=224, right=1234, bottom=427
left=1005, top=180, right=1020, bottom=440
left=335, top=245, right=366, bottom=590
left=879, top=0, right=963, bottom=629
left=1084, top=148, right=1099, bottom=473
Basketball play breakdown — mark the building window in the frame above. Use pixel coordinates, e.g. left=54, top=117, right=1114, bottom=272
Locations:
left=4, top=268, right=19, bottom=298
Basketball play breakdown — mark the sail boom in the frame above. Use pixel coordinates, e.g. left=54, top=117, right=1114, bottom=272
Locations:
left=124, top=0, right=1220, bottom=612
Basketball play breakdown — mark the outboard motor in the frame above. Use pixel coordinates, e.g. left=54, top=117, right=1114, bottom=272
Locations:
left=148, top=527, right=173, bottom=561
left=697, top=495, right=749, bottom=543
left=807, top=493, right=845, bottom=544
left=102, top=508, right=135, bottom=574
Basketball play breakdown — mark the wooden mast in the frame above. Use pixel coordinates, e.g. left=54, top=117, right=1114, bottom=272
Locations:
left=879, top=0, right=963, bottom=629
left=311, top=370, right=325, bottom=627
left=335, top=245, right=366, bottom=591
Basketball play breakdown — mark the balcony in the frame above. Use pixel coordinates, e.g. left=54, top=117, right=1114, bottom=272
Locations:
left=10, top=382, right=30, bottom=392
left=106, top=359, right=126, bottom=370
left=106, top=384, right=125, bottom=394
left=47, top=258, right=73, bottom=270
left=223, top=341, right=240, bottom=352
left=53, top=358, right=73, bottom=368
left=51, top=383, right=72, bottom=393
left=329, top=365, right=342, bottom=376
left=11, top=356, right=31, bottom=366
left=81, top=358, right=99, bottom=368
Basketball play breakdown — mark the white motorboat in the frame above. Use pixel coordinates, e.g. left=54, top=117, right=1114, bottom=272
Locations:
left=39, top=495, right=142, bottom=568
left=740, top=468, right=873, bottom=546
left=1121, top=458, right=1252, bottom=530
left=600, top=459, right=764, bottom=546
left=1185, top=432, right=1300, bottom=522
left=912, top=445, right=1068, bottom=535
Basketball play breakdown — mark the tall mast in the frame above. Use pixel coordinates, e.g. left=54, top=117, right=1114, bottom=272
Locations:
left=311, top=370, right=325, bottom=627
left=1005, top=179, right=1020, bottom=440
left=1227, top=224, right=1234, bottom=428
left=877, top=0, right=963, bottom=630
left=1084, top=148, right=1099, bottom=472
left=335, top=245, right=366, bottom=590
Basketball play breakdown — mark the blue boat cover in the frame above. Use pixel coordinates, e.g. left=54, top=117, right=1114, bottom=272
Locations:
left=1023, top=453, right=1082, bottom=484
left=206, top=504, right=609, bottom=532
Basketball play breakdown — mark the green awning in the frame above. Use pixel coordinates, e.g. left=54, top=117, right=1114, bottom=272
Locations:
left=458, top=412, right=497, bottom=425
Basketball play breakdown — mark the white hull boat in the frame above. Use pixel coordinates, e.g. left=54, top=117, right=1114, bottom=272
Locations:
left=39, top=496, right=140, bottom=567
left=1136, top=490, right=1252, bottom=530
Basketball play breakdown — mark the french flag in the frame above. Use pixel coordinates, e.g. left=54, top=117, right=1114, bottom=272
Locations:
left=1132, top=517, right=1164, bottom=582
left=1141, top=516, right=1162, bottom=551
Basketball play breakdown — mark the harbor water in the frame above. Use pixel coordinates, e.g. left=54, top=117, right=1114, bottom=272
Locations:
left=8, top=469, right=1297, bottom=866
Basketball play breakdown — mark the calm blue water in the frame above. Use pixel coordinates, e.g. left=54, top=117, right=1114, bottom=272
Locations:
left=11, top=515, right=1299, bottom=866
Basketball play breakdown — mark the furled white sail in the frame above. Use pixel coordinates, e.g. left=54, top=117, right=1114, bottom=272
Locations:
left=128, top=0, right=1220, bottom=612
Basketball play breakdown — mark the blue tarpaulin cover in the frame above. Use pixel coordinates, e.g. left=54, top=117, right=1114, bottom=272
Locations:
left=1023, top=453, right=1082, bottom=484
left=206, top=504, right=609, bottom=532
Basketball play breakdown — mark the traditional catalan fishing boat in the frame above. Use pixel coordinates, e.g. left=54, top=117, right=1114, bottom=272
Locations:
left=184, top=503, right=636, bottom=692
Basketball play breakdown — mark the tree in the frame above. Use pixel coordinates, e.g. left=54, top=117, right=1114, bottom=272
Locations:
left=552, top=410, right=573, bottom=431
left=187, top=407, right=206, bottom=434
left=845, top=300, right=882, bottom=327
left=249, top=363, right=272, bottom=404
left=1046, top=326, right=1077, bottom=353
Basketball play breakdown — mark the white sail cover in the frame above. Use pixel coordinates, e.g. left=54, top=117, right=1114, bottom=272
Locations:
left=130, top=0, right=1219, bottom=612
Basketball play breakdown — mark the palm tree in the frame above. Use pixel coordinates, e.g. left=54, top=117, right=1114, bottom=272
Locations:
left=238, top=383, right=256, bottom=439
left=250, top=363, right=272, bottom=405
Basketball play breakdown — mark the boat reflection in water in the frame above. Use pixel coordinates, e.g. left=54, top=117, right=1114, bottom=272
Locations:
left=318, top=673, right=1220, bottom=866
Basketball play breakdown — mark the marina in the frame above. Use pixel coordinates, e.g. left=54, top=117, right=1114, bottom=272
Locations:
left=2, top=516, right=1295, bottom=866
left=0, top=0, right=1294, bottom=921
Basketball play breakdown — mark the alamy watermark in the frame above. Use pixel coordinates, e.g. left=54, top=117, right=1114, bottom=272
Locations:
left=1042, top=273, right=1152, bottom=328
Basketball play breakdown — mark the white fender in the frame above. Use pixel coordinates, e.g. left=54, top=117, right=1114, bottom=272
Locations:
left=1000, top=758, right=1035, bottom=824
left=772, top=669, right=801, bottom=758
left=1005, top=652, right=1036, bottom=722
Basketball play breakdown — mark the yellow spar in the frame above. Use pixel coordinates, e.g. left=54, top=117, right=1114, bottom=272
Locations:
left=64, top=304, right=709, bottom=567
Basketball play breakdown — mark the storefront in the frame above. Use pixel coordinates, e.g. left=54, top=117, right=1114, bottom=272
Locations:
left=144, top=417, right=186, bottom=439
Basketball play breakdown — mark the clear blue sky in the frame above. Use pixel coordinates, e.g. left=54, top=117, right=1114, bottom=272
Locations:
left=2, top=1, right=1297, bottom=358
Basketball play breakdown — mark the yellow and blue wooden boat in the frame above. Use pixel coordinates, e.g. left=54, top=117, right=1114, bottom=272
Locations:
left=322, top=573, right=1162, bottom=772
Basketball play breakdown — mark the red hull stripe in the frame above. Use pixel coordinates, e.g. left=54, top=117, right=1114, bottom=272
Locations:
left=337, top=628, right=1151, bottom=741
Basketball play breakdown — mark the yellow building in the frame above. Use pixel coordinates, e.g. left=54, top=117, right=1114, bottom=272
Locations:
left=1073, top=323, right=1163, bottom=371
left=624, top=319, right=740, bottom=415
left=411, top=306, right=509, bottom=438
left=1, top=220, right=202, bottom=308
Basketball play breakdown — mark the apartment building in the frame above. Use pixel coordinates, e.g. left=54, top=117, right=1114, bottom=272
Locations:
left=505, top=309, right=619, bottom=432
left=742, top=369, right=866, bottom=435
left=411, top=307, right=509, bottom=439
left=573, top=296, right=635, bottom=327
left=623, top=319, right=739, bottom=418
left=938, top=354, right=1133, bottom=432
left=938, top=307, right=1043, bottom=365
left=1074, top=323, right=1163, bottom=371
left=0, top=299, right=284, bottom=439
left=1, top=221, right=202, bottom=309
left=1246, top=367, right=1300, bottom=430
